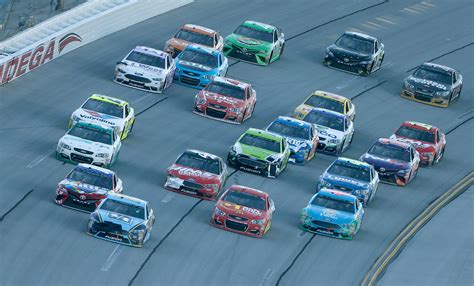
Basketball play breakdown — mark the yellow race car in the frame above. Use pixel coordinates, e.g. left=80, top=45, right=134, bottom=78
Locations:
left=294, top=91, right=355, bottom=122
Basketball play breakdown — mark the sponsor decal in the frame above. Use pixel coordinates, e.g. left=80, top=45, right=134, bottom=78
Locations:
left=410, top=77, right=447, bottom=90
left=58, top=33, right=82, bottom=53
left=170, top=165, right=215, bottom=178
left=322, top=208, right=338, bottom=219
left=80, top=110, right=117, bottom=125
left=242, top=206, right=262, bottom=216
left=105, top=234, right=123, bottom=242
left=108, top=212, right=132, bottom=224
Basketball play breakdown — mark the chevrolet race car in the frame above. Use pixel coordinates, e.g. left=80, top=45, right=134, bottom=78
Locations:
left=318, top=158, right=379, bottom=206
left=114, top=46, right=175, bottom=93
left=360, top=138, right=420, bottom=186
left=87, top=193, right=155, bottom=247
left=400, top=62, right=463, bottom=107
left=193, top=76, right=257, bottom=124
left=165, top=24, right=224, bottom=57
left=298, top=108, right=354, bottom=155
left=174, top=44, right=228, bottom=89
left=294, top=90, right=355, bottom=122
left=390, top=121, right=446, bottom=165
left=265, top=116, right=318, bottom=165
left=56, top=122, right=122, bottom=167
left=323, top=31, right=384, bottom=76
left=211, top=185, right=275, bottom=238
left=165, top=150, right=228, bottom=200
left=69, top=94, right=135, bottom=140
left=300, top=189, right=364, bottom=240
left=55, top=164, right=123, bottom=213
left=227, top=128, right=290, bottom=178
left=223, top=20, right=284, bottom=65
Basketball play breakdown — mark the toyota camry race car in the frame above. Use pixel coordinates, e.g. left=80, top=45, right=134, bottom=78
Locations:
left=300, top=189, right=364, bottom=240
left=318, top=158, right=379, bottom=206
left=174, top=44, right=228, bottom=89
left=227, top=128, right=290, bottom=178
left=390, top=121, right=446, bottom=165
left=55, top=164, right=123, bottom=212
left=360, top=138, right=420, bottom=186
left=87, top=193, right=155, bottom=247
left=69, top=94, right=135, bottom=140
left=400, top=62, right=463, bottom=107
left=211, top=185, right=275, bottom=238
left=165, top=150, right=228, bottom=200
left=56, top=122, right=122, bottom=167
left=265, top=116, right=318, bottom=165
left=165, top=24, right=224, bottom=57
left=114, top=46, right=175, bottom=93
left=294, top=90, right=356, bottom=122
left=323, top=31, right=384, bottom=76
left=193, top=76, right=257, bottom=124
left=223, top=20, right=284, bottom=65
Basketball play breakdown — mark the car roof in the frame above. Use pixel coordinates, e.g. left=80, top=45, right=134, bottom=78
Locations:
left=273, top=116, right=312, bottom=129
left=76, top=163, right=115, bottom=176
left=182, top=24, right=216, bottom=36
left=420, top=62, right=455, bottom=73
left=74, top=121, right=114, bottom=132
left=184, top=44, right=219, bottom=56
left=318, top=188, right=357, bottom=202
left=343, top=31, right=377, bottom=42
left=132, top=46, right=168, bottom=58
left=242, top=20, right=276, bottom=32
left=310, top=91, right=348, bottom=103
left=245, top=128, right=283, bottom=142
left=402, top=121, right=437, bottom=133
left=212, top=76, right=249, bottom=89
left=184, top=149, right=221, bottom=161
left=377, top=138, right=411, bottom=149
left=106, top=193, right=148, bottom=207
left=335, top=157, right=371, bottom=168
left=226, top=185, right=268, bottom=199
left=306, top=107, right=346, bottom=120
left=89, top=94, right=128, bottom=107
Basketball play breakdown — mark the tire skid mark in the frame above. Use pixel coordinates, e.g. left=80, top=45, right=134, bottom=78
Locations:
left=406, top=42, right=474, bottom=72
left=446, top=116, right=473, bottom=135
left=135, top=97, right=168, bottom=117
left=350, top=80, right=388, bottom=100
left=0, top=189, right=34, bottom=222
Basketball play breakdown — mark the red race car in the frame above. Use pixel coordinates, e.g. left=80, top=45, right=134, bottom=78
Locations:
left=193, top=76, right=257, bottom=124
left=211, top=185, right=275, bottom=238
left=164, top=149, right=228, bottom=200
left=390, top=121, right=446, bottom=165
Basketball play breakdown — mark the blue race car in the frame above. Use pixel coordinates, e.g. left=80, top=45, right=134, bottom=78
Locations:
left=87, top=193, right=155, bottom=247
left=317, top=157, right=379, bottom=206
left=300, top=189, right=364, bottom=240
left=174, top=44, right=228, bottom=89
left=265, top=116, right=318, bottom=165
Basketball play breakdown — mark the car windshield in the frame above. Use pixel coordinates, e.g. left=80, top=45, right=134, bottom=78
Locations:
left=206, top=81, right=245, bottom=100
left=305, top=95, right=345, bottom=114
left=311, top=195, right=355, bottom=214
left=223, top=190, right=266, bottom=211
left=82, top=98, right=123, bottom=118
left=239, top=133, right=281, bottom=153
left=303, top=111, right=344, bottom=131
left=179, top=49, right=218, bottom=68
left=234, top=25, right=273, bottom=43
left=176, top=152, right=220, bottom=175
left=412, top=67, right=452, bottom=85
left=328, top=162, right=370, bottom=182
left=100, top=199, right=145, bottom=220
left=68, top=125, right=112, bottom=145
left=395, top=126, right=435, bottom=143
left=67, top=168, right=113, bottom=190
left=335, top=34, right=374, bottom=54
left=126, top=51, right=166, bottom=69
left=175, top=29, right=214, bottom=47
left=267, top=121, right=310, bottom=140
left=368, top=141, right=410, bottom=162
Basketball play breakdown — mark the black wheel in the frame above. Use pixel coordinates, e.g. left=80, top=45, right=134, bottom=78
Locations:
left=378, top=54, right=384, bottom=69
left=268, top=51, right=273, bottom=64
left=435, top=147, right=445, bottom=164
left=250, top=101, right=257, bottom=117
left=336, top=140, right=346, bottom=155
left=280, top=43, right=285, bottom=57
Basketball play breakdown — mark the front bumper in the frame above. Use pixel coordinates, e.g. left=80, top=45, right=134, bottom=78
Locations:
left=87, top=221, right=145, bottom=247
left=400, top=89, right=449, bottom=107
left=299, top=219, right=353, bottom=240
left=193, top=104, right=243, bottom=124
left=377, top=170, right=409, bottom=186
left=223, top=45, right=269, bottom=65
left=323, top=54, right=371, bottom=75
left=164, top=176, right=219, bottom=200
left=211, top=214, right=265, bottom=238
left=114, top=72, right=165, bottom=93
left=56, top=147, right=112, bottom=167
left=174, top=70, right=211, bottom=89
left=55, top=191, right=100, bottom=213
left=288, top=149, right=307, bottom=165
left=227, top=153, right=277, bottom=178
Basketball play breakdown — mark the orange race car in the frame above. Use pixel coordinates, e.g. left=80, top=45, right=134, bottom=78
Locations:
left=164, top=24, right=224, bottom=57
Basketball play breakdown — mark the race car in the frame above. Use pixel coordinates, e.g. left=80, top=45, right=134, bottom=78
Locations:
left=400, top=62, right=463, bottom=107
left=87, top=193, right=155, bottom=247
left=227, top=128, right=290, bottom=178
left=164, top=149, right=228, bottom=200
left=55, top=164, right=123, bottom=213
left=174, top=44, right=228, bottom=89
left=317, top=158, right=379, bottom=206
left=223, top=20, right=284, bottom=65
left=390, top=121, right=446, bottom=165
left=114, top=46, right=175, bottom=93
left=300, top=189, right=364, bottom=240
left=323, top=31, right=384, bottom=76
left=211, top=185, right=275, bottom=238
left=265, top=116, right=318, bottom=165
left=165, top=24, right=224, bottom=57
left=69, top=94, right=135, bottom=140
left=294, top=90, right=356, bottom=122
left=360, top=138, right=420, bottom=186
left=297, top=108, right=354, bottom=155
left=56, top=121, right=122, bottom=167
left=193, top=76, right=257, bottom=124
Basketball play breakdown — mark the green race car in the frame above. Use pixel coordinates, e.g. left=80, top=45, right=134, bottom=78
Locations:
left=223, top=20, right=285, bottom=65
left=227, top=128, right=290, bottom=178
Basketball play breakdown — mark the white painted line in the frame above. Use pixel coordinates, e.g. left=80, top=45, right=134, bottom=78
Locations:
left=101, top=245, right=122, bottom=271
left=298, top=230, right=307, bottom=237
left=162, top=193, right=175, bottom=203
left=457, top=109, right=474, bottom=120
left=421, top=1, right=436, bottom=7
left=402, top=7, right=422, bottom=14
left=27, top=146, right=56, bottom=168
left=258, top=268, right=274, bottom=286
left=376, top=17, right=397, bottom=25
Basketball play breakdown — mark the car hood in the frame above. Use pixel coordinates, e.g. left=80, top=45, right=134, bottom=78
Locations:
left=177, top=59, right=214, bottom=73
left=235, top=142, right=278, bottom=161
left=360, top=153, right=409, bottom=171
left=328, top=44, right=372, bottom=61
left=315, top=124, right=344, bottom=140
left=98, top=210, right=144, bottom=231
left=202, top=91, right=244, bottom=108
left=305, top=205, right=354, bottom=225
left=390, top=135, right=435, bottom=152
left=227, top=34, right=271, bottom=50
left=406, top=76, right=449, bottom=92
left=122, top=60, right=166, bottom=78
left=321, top=174, right=369, bottom=190
left=168, top=164, right=221, bottom=184
left=60, top=134, right=113, bottom=152
left=73, top=109, right=124, bottom=127
left=218, top=201, right=266, bottom=220
left=284, top=137, right=311, bottom=152
left=59, top=179, right=109, bottom=195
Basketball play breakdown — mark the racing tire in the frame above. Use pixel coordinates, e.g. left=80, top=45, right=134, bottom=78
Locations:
left=434, top=147, right=445, bottom=164
left=268, top=51, right=273, bottom=64
left=279, top=43, right=285, bottom=58
left=250, top=101, right=257, bottom=117
left=241, top=108, right=248, bottom=123
left=379, top=54, right=384, bottom=68
left=336, top=140, right=346, bottom=155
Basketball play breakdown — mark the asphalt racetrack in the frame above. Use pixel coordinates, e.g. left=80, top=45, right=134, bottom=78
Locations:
left=0, top=0, right=473, bottom=285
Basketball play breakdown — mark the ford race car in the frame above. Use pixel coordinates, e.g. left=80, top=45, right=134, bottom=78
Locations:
left=223, top=20, right=284, bottom=65
left=323, top=31, right=384, bottom=76
left=56, top=122, right=122, bottom=167
left=211, top=185, right=275, bottom=238
left=165, top=150, right=228, bottom=200
left=174, top=44, right=228, bottom=89
left=400, top=62, right=463, bottom=107
left=165, top=24, right=223, bottom=57
left=114, top=46, right=175, bottom=93
left=87, top=193, right=155, bottom=247
left=193, top=76, right=257, bottom=124
left=360, top=138, right=420, bottom=186
left=390, top=121, right=446, bottom=165
left=294, top=90, right=356, bottom=122
left=318, top=158, right=379, bottom=206
left=265, top=116, right=318, bottom=165
left=300, top=189, right=364, bottom=240
left=69, top=94, right=135, bottom=140
left=227, top=128, right=290, bottom=178
left=55, top=164, right=123, bottom=212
